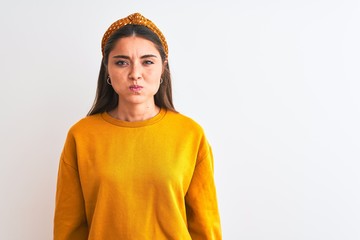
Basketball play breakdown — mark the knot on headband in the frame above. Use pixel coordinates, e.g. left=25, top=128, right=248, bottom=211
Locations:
left=101, top=13, right=168, bottom=57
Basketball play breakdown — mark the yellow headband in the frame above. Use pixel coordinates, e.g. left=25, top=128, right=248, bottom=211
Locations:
left=101, top=12, right=168, bottom=57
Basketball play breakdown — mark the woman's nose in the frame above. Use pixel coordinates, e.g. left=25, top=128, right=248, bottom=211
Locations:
left=128, top=63, right=142, bottom=80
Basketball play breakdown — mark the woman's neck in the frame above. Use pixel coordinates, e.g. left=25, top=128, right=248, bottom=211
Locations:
left=108, top=103, right=160, bottom=122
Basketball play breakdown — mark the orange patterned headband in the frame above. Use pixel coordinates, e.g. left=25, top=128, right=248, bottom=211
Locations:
left=101, top=12, right=168, bottom=57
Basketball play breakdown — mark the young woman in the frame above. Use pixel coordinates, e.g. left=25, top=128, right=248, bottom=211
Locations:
left=54, top=12, right=222, bottom=239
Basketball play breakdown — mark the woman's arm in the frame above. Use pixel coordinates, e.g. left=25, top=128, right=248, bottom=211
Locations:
left=54, top=133, right=88, bottom=240
left=185, top=145, right=222, bottom=239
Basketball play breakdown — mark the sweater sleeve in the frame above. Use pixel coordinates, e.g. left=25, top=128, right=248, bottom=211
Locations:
left=54, top=132, right=88, bottom=240
left=185, top=144, right=222, bottom=239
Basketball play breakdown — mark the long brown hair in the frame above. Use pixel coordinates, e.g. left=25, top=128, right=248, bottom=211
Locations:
left=87, top=25, right=176, bottom=116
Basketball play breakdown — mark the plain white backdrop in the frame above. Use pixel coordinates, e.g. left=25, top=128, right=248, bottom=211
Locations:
left=1, top=0, right=359, bottom=239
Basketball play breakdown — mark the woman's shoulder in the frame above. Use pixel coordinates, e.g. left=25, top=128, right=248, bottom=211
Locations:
left=67, top=113, right=104, bottom=134
left=165, top=110, right=205, bottom=133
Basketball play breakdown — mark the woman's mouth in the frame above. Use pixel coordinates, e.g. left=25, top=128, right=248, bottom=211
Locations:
left=129, top=85, right=143, bottom=92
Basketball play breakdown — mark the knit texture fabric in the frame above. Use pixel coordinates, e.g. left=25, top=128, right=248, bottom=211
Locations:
left=54, top=109, right=221, bottom=239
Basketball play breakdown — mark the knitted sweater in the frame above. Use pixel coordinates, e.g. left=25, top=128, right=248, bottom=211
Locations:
left=54, top=108, right=221, bottom=239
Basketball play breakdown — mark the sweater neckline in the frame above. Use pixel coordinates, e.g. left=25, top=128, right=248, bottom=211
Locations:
left=101, top=108, right=166, bottom=128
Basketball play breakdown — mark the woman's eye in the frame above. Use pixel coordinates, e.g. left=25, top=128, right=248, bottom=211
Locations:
left=144, top=60, right=154, bottom=65
left=116, top=60, right=128, bottom=66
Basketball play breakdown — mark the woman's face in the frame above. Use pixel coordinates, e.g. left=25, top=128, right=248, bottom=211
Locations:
left=107, top=36, right=164, bottom=107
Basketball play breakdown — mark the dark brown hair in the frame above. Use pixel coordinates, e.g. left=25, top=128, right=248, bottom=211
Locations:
left=87, top=24, right=176, bottom=116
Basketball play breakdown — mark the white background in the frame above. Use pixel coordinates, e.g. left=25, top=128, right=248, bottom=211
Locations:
left=1, top=0, right=359, bottom=239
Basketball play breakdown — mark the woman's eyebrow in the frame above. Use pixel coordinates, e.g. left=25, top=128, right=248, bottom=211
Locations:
left=112, top=55, right=130, bottom=59
left=112, top=54, right=158, bottom=59
left=140, top=54, right=158, bottom=59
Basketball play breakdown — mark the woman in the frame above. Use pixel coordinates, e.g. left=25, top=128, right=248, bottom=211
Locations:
left=54, top=12, right=221, bottom=239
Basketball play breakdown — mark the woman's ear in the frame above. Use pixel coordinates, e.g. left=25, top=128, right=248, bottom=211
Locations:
left=162, top=59, right=168, bottom=74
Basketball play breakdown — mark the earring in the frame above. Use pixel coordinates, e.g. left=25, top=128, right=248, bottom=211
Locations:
left=160, top=78, right=163, bottom=84
left=107, top=76, right=111, bottom=85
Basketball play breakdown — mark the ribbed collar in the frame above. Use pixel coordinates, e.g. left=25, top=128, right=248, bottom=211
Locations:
left=101, top=108, right=167, bottom=128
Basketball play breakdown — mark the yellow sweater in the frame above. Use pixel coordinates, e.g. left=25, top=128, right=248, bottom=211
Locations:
left=54, top=109, right=221, bottom=239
